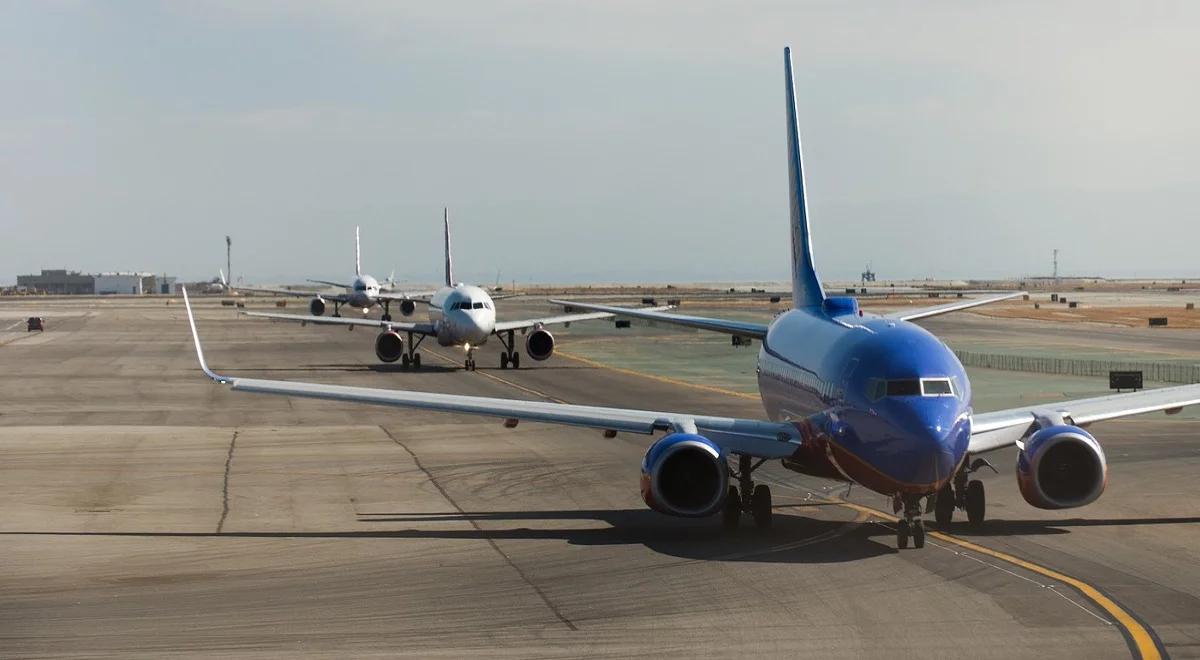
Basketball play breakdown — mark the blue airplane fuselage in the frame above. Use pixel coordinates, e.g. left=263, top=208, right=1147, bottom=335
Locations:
left=756, top=297, right=973, bottom=495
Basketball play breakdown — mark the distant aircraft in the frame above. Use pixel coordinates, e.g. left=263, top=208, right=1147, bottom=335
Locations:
left=232, top=227, right=431, bottom=321
left=241, top=210, right=629, bottom=370
left=182, top=48, right=1200, bottom=548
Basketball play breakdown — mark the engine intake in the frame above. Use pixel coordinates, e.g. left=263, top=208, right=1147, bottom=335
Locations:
left=399, top=300, right=416, bottom=317
left=374, top=331, right=405, bottom=363
left=640, top=433, right=728, bottom=517
left=525, top=328, right=555, bottom=361
left=309, top=297, right=326, bottom=316
left=1017, top=424, right=1107, bottom=509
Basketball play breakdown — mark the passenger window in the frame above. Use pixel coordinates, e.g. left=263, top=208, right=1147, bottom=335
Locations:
left=886, top=379, right=921, bottom=396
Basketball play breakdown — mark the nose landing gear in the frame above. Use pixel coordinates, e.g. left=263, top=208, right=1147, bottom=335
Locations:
left=723, top=455, right=772, bottom=530
left=895, top=495, right=926, bottom=549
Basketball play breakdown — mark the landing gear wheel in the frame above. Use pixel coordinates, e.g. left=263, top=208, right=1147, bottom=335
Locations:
left=966, top=480, right=985, bottom=526
left=382, top=313, right=392, bottom=322
left=897, top=519, right=910, bottom=550
left=912, top=519, right=926, bottom=548
left=935, top=483, right=955, bottom=527
left=500, top=353, right=509, bottom=369
left=750, top=484, right=772, bottom=529
left=510, top=352, right=520, bottom=369
left=722, top=486, right=742, bottom=530
left=401, top=354, right=411, bottom=369
left=465, top=358, right=476, bottom=371
left=412, top=354, right=421, bottom=369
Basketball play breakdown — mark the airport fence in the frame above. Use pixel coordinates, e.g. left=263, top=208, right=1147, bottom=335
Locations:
left=953, top=350, right=1200, bottom=384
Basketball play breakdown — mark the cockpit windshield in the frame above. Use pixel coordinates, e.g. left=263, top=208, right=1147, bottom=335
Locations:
left=867, top=377, right=957, bottom=401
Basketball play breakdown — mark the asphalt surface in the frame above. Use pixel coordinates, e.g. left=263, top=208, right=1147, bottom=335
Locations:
left=1, top=296, right=1198, bottom=658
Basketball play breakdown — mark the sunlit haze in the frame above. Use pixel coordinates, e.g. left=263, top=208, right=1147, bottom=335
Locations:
left=3, top=2, right=1199, bottom=285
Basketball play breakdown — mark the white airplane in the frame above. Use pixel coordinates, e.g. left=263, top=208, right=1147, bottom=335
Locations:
left=183, top=48, right=1200, bottom=547
left=241, top=210, right=632, bottom=370
left=232, top=226, right=432, bottom=322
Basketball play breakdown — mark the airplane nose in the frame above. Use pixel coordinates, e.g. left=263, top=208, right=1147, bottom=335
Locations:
left=880, top=404, right=969, bottom=489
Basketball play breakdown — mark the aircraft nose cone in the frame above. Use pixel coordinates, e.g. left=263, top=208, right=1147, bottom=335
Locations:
left=879, top=403, right=970, bottom=489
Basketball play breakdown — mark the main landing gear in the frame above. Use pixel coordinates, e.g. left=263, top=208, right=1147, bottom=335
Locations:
left=496, top=330, right=521, bottom=369
left=723, top=454, right=772, bottom=530
left=933, top=456, right=996, bottom=528
left=400, top=331, right=425, bottom=370
left=331, top=301, right=344, bottom=318
left=381, top=300, right=392, bottom=323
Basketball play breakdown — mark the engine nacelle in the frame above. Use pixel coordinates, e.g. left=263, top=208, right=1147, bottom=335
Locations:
left=399, top=300, right=416, bottom=317
left=525, top=327, right=555, bottom=361
left=1017, top=424, right=1107, bottom=509
left=309, top=297, right=326, bottom=316
left=640, top=433, right=728, bottom=517
left=374, top=330, right=405, bottom=363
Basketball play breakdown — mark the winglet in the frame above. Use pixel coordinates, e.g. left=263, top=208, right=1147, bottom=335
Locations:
left=181, top=286, right=231, bottom=384
left=784, top=47, right=825, bottom=310
left=444, top=207, right=454, bottom=287
left=355, top=226, right=362, bottom=277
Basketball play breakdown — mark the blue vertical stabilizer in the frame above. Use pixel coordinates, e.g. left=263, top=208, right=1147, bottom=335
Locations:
left=784, top=47, right=825, bottom=310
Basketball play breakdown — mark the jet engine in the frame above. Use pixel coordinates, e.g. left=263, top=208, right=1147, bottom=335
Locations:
left=309, top=297, right=326, bottom=316
left=374, top=330, right=405, bottom=363
left=1016, top=423, right=1107, bottom=509
left=640, top=433, right=728, bottom=517
left=399, top=300, right=416, bottom=317
left=525, top=327, right=555, bottom=361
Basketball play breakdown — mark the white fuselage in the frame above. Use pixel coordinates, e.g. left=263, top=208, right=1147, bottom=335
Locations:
left=427, top=284, right=496, bottom=347
left=347, top=274, right=381, bottom=310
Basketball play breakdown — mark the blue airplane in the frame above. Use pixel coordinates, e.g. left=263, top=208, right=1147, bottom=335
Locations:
left=183, top=47, right=1200, bottom=549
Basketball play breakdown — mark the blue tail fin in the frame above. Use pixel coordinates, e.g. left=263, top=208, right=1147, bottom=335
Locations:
left=784, top=47, right=825, bottom=309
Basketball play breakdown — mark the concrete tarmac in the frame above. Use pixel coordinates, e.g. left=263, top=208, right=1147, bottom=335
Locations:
left=1, top=297, right=1198, bottom=658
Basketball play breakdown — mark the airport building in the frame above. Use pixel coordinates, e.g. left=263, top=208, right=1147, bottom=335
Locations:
left=15, top=269, right=95, bottom=295
left=13, top=269, right=178, bottom=295
left=95, top=272, right=160, bottom=295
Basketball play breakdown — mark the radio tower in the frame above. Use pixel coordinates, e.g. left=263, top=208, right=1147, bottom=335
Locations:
left=226, top=235, right=232, bottom=285
left=1053, top=248, right=1059, bottom=284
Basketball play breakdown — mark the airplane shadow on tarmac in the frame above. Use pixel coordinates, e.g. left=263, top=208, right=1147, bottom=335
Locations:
left=9, top=514, right=1198, bottom=564
left=352, top=505, right=897, bottom=563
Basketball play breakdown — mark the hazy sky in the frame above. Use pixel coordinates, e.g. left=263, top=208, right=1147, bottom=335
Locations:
left=3, top=2, right=1199, bottom=285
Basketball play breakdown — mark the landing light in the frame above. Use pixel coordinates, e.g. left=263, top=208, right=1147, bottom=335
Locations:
left=464, top=342, right=471, bottom=352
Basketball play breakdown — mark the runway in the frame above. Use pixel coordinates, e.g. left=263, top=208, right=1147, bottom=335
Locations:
left=1, top=297, right=1198, bottom=658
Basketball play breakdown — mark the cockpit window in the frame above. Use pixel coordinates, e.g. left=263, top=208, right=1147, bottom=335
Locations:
left=921, top=378, right=954, bottom=396
left=885, top=379, right=922, bottom=396
left=473, top=302, right=485, bottom=309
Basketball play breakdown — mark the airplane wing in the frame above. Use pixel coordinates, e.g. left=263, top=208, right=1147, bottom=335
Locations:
left=234, top=285, right=347, bottom=301
left=307, top=279, right=352, bottom=289
left=241, top=310, right=437, bottom=335
left=491, top=306, right=673, bottom=334
left=184, top=289, right=799, bottom=457
left=885, top=292, right=1026, bottom=322
left=375, top=291, right=437, bottom=303
left=548, top=299, right=768, bottom=339
left=969, top=383, right=1200, bottom=453
left=493, top=311, right=619, bottom=333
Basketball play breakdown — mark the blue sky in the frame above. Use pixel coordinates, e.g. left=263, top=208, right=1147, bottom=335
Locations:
left=3, top=2, right=1198, bottom=285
